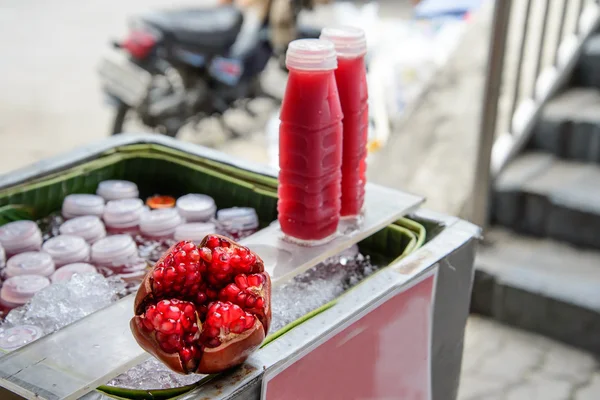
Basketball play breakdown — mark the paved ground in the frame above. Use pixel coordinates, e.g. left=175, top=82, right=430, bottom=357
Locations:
left=460, top=316, right=600, bottom=400
left=1, top=0, right=599, bottom=398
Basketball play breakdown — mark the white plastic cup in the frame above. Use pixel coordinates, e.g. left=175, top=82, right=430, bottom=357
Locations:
left=217, top=207, right=259, bottom=239
left=50, top=263, right=98, bottom=283
left=175, top=194, right=217, bottom=222
left=0, top=275, right=51, bottom=307
left=91, top=234, right=139, bottom=267
left=286, top=39, right=338, bottom=71
left=59, top=215, right=107, bottom=244
left=5, top=252, right=56, bottom=278
left=96, top=180, right=139, bottom=201
left=103, top=198, right=147, bottom=233
left=0, top=221, right=43, bottom=256
left=42, top=235, right=91, bottom=267
left=0, top=325, right=44, bottom=352
left=319, top=26, right=368, bottom=58
left=62, top=194, right=105, bottom=219
left=139, top=208, right=184, bottom=239
left=174, top=222, right=217, bottom=244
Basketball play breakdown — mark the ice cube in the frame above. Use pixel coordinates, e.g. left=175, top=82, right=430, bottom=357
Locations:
left=107, top=357, right=204, bottom=390
left=5, top=272, right=123, bottom=334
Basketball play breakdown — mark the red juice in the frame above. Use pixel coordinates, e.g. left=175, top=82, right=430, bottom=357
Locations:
left=320, top=27, right=369, bottom=218
left=278, top=39, right=343, bottom=244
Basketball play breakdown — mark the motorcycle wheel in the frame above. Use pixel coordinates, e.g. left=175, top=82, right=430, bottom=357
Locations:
left=110, top=104, right=178, bottom=138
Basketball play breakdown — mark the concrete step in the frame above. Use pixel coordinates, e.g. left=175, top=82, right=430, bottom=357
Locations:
left=529, top=88, right=600, bottom=163
left=472, top=228, right=600, bottom=355
left=493, top=152, right=600, bottom=248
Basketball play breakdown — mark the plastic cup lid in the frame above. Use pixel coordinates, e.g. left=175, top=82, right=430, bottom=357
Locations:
left=286, top=39, right=337, bottom=71
left=96, top=180, right=139, bottom=201
left=59, top=216, right=106, bottom=240
left=174, top=222, right=217, bottom=242
left=176, top=194, right=216, bottom=221
left=62, top=194, right=105, bottom=217
left=103, top=198, right=145, bottom=227
left=5, top=252, right=55, bottom=278
left=42, top=235, right=90, bottom=259
left=140, top=208, right=184, bottom=235
left=1, top=275, right=51, bottom=304
left=91, top=234, right=138, bottom=264
left=217, top=207, right=259, bottom=230
left=0, top=221, right=40, bottom=247
left=0, top=325, right=44, bottom=351
left=320, top=26, right=367, bottom=58
left=51, top=263, right=97, bottom=283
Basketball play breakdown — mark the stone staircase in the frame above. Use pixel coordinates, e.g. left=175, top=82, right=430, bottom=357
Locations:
left=473, top=32, right=600, bottom=355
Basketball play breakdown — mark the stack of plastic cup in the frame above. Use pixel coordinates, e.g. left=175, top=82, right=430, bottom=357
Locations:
left=0, top=275, right=51, bottom=315
left=0, top=325, right=44, bottom=352
left=5, top=252, right=56, bottom=278
left=59, top=216, right=107, bottom=244
left=0, top=221, right=43, bottom=256
left=174, top=222, right=217, bottom=244
left=103, top=198, right=147, bottom=235
left=91, top=235, right=147, bottom=286
left=217, top=207, right=259, bottom=240
left=50, top=263, right=97, bottom=283
left=62, top=194, right=105, bottom=219
left=42, top=235, right=91, bottom=267
left=96, top=180, right=139, bottom=201
left=139, top=208, right=184, bottom=239
left=176, top=194, right=217, bottom=222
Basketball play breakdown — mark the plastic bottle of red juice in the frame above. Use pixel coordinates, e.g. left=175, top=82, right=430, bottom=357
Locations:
left=278, top=39, right=343, bottom=245
left=320, top=27, right=369, bottom=218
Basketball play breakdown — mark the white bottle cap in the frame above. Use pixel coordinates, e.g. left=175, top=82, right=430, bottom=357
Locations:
left=286, top=39, right=337, bottom=71
left=320, top=26, right=367, bottom=58
left=103, top=198, right=147, bottom=229
left=176, top=194, right=217, bottom=222
left=1, top=275, right=50, bottom=305
left=174, top=222, right=217, bottom=244
left=59, top=216, right=107, bottom=244
left=5, top=252, right=56, bottom=278
left=217, top=207, right=259, bottom=231
left=62, top=194, right=105, bottom=219
left=0, top=221, right=43, bottom=255
left=0, top=325, right=44, bottom=351
left=91, top=234, right=138, bottom=266
left=42, top=235, right=90, bottom=267
left=139, top=208, right=184, bottom=238
left=96, top=180, right=139, bottom=201
left=50, top=263, right=97, bottom=283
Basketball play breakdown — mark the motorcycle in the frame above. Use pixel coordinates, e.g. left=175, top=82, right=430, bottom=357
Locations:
left=98, top=2, right=321, bottom=138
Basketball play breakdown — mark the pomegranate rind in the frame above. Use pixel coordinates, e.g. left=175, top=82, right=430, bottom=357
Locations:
left=131, top=235, right=271, bottom=375
left=197, top=319, right=265, bottom=374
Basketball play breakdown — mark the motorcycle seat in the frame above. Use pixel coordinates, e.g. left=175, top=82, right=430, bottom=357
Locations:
left=142, top=6, right=244, bottom=51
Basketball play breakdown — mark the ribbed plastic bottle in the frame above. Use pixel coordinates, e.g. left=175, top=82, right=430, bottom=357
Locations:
left=278, top=39, right=343, bottom=245
left=320, top=27, right=369, bottom=218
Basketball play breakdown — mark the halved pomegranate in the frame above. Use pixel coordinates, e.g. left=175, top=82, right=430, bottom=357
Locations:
left=131, top=235, right=271, bottom=374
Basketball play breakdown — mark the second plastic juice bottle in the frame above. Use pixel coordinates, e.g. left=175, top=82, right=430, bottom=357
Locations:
left=320, top=27, right=369, bottom=218
left=278, top=39, right=343, bottom=245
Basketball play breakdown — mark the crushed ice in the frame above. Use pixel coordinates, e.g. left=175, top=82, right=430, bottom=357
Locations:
left=3, top=273, right=126, bottom=334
